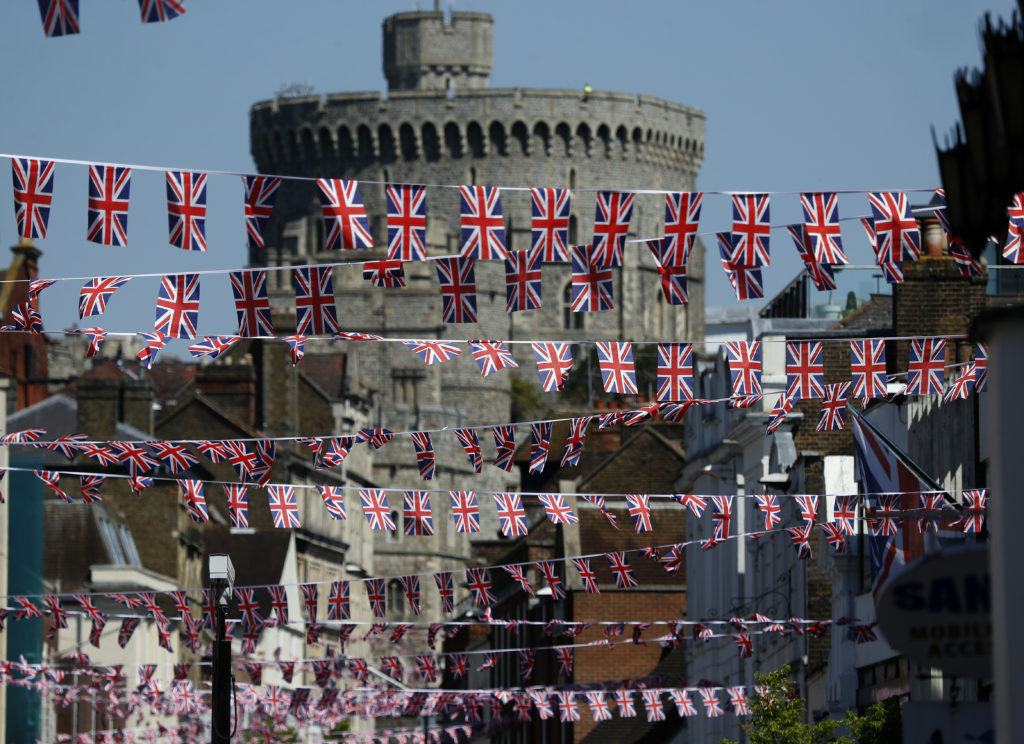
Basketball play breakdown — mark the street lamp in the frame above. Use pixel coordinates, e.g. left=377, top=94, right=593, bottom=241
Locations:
left=209, top=554, right=235, bottom=744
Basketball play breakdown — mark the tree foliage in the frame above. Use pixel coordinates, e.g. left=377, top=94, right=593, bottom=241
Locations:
left=722, top=665, right=898, bottom=744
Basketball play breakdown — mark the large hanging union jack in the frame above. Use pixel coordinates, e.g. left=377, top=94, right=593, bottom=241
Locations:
left=242, top=175, right=281, bottom=250
left=154, top=274, right=200, bottom=339
left=230, top=270, right=273, bottom=337
left=386, top=183, right=427, bottom=261
left=12, top=158, right=54, bottom=239
left=529, top=187, right=571, bottom=262
left=460, top=185, right=507, bottom=260
left=87, top=165, right=131, bottom=246
left=165, top=170, right=207, bottom=252
left=317, top=178, right=373, bottom=250
left=293, top=266, right=339, bottom=335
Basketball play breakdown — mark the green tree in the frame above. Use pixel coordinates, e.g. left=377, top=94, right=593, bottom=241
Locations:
left=722, top=665, right=898, bottom=744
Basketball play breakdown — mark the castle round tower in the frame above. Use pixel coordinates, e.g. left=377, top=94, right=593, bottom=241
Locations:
left=248, top=10, right=706, bottom=564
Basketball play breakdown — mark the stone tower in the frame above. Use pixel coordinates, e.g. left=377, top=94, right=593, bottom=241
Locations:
left=248, top=9, right=706, bottom=583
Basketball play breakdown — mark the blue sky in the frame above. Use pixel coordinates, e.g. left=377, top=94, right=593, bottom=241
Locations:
left=0, top=0, right=1014, bottom=342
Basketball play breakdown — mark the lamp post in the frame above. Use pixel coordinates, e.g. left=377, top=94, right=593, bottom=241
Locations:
left=209, top=554, right=235, bottom=744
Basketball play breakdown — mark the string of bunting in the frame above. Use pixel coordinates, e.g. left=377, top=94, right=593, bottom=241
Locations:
left=35, top=0, right=186, bottom=38
left=8, top=154, right=1017, bottom=320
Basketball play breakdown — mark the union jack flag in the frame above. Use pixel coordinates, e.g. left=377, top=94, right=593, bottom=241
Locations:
left=657, top=342, right=694, bottom=401
left=282, top=334, right=306, bottom=365
left=529, top=187, right=570, bottom=262
left=79, top=276, right=130, bottom=318
left=154, top=273, right=200, bottom=338
left=362, top=259, right=405, bottom=288
left=727, top=686, right=751, bottom=716
left=230, top=270, right=272, bottom=337
left=460, top=185, right=507, bottom=260
left=861, top=216, right=904, bottom=284
left=817, top=381, right=851, bottom=431
left=317, top=178, right=372, bottom=250
left=907, top=338, right=946, bottom=395
left=699, top=688, right=723, bottom=717
left=466, top=567, right=497, bottom=606
left=786, top=224, right=836, bottom=291
left=974, top=342, right=988, bottom=393
left=561, top=415, right=592, bottom=467
left=165, top=170, right=206, bottom=251
left=800, top=192, right=847, bottom=264
left=726, top=341, right=762, bottom=397
left=663, top=191, right=703, bottom=266
left=242, top=175, right=280, bottom=250
left=44, top=433, right=85, bottom=460
left=605, top=551, right=638, bottom=588
left=786, top=341, right=825, bottom=399
left=402, top=339, right=462, bottom=365
left=400, top=575, right=421, bottom=615
left=615, top=690, right=637, bottom=718
left=403, top=490, right=434, bottom=535
left=469, top=340, right=518, bottom=376
left=452, top=427, right=482, bottom=473
left=1005, top=191, right=1024, bottom=263
left=944, top=363, right=976, bottom=403
left=434, top=571, right=454, bottom=613
left=570, top=557, right=600, bottom=593
left=110, top=440, right=159, bottom=476
left=504, top=250, right=543, bottom=312
left=571, top=243, right=614, bottom=311
left=187, top=335, right=239, bottom=360
left=532, top=341, right=573, bottom=391
left=950, top=237, right=984, bottom=277
left=434, top=256, right=478, bottom=323
left=224, top=483, right=248, bottom=529
left=409, top=431, right=435, bottom=480
left=492, top=425, right=516, bottom=471
left=538, top=493, right=577, bottom=525
left=139, top=0, right=186, bottom=23
left=87, top=165, right=131, bottom=246
left=642, top=690, right=666, bottom=722
left=529, top=422, right=552, bottom=474
left=449, top=490, right=480, bottom=533
left=325, top=580, right=350, bottom=621
left=12, top=158, right=55, bottom=239
left=586, top=692, right=612, bottom=721
left=149, top=441, right=198, bottom=473
left=386, top=183, right=427, bottom=261
left=540, top=561, right=567, bottom=600
left=767, top=390, right=796, bottom=435
left=494, top=492, right=527, bottom=536
left=959, top=489, right=987, bottom=534
left=625, top=493, right=653, bottom=532
left=5, top=302, right=43, bottom=333
left=821, top=521, right=848, bottom=552
left=179, top=479, right=208, bottom=523
left=293, top=266, right=338, bottom=335
left=596, top=341, right=637, bottom=394
left=850, top=339, right=887, bottom=398
left=795, top=494, right=819, bottom=527
left=38, top=0, right=79, bottom=36
left=357, top=427, right=394, bottom=449
left=708, top=495, right=733, bottom=540
left=868, top=192, right=920, bottom=263
left=832, top=494, right=859, bottom=535
left=669, top=690, right=696, bottom=717
left=592, top=191, right=634, bottom=268
left=755, top=493, right=781, bottom=530
left=366, top=578, right=387, bottom=617
left=79, top=474, right=105, bottom=503
left=359, top=489, right=395, bottom=531
left=647, top=238, right=689, bottom=304
left=731, top=193, right=771, bottom=267
left=267, top=485, right=300, bottom=528
left=317, top=485, right=346, bottom=520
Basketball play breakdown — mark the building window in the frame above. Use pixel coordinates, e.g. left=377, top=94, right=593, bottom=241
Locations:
left=562, top=281, right=583, bottom=330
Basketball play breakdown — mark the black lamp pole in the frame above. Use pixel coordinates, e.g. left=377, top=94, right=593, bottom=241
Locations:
left=211, top=598, right=231, bottom=744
